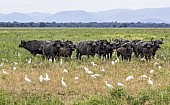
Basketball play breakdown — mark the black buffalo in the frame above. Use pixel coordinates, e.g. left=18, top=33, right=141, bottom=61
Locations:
left=116, top=42, right=133, bottom=61
left=19, top=40, right=45, bottom=56
left=40, top=40, right=62, bottom=62
left=76, top=41, right=97, bottom=60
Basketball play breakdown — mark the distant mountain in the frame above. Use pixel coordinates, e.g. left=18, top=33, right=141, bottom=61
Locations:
left=25, top=12, right=51, bottom=21
left=0, top=7, right=170, bottom=23
left=42, top=10, right=100, bottom=22
left=93, top=9, right=132, bottom=21
left=0, top=12, right=35, bottom=22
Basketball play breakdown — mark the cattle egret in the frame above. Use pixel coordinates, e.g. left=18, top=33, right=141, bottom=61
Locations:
left=94, top=74, right=102, bottom=77
left=13, top=67, right=17, bottom=70
left=60, top=59, right=62, bottom=66
left=2, top=69, right=9, bottom=74
left=111, top=61, right=115, bottom=65
left=84, top=67, right=94, bottom=75
left=100, top=68, right=105, bottom=72
left=115, top=60, right=118, bottom=63
left=74, top=77, right=78, bottom=81
left=86, top=70, right=94, bottom=75
left=14, top=62, right=18, bottom=65
left=126, top=76, right=134, bottom=81
left=141, top=75, right=148, bottom=78
left=154, top=62, right=159, bottom=66
left=24, top=75, right=32, bottom=83
left=49, top=59, right=52, bottom=62
left=53, top=58, right=56, bottom=62
left=0, top=63, right=3, bottom=67
left=84, top=67, right=89, bottom=71
left=61, top=77, right=67, bottom=87
left=28, top=58, right=32, bottom=64
left=141, top=58, right=146, bottom=61
left=150, top=70, right=154, bottom=74
left=91, top=62, right=97, bottom=66
left=118, top=83, right=124, bottom=87
left=63, top=69, right=68, bottom=73
left=90, top=74, right=97, bottom=79
left=148, top=77, right=153, bottom=85
left=105, top=81, right=113, bottom=89
left=39, top=75, right=44, bottom=82
left=158, top=66, right=161, bottom=69
left=44, top=73, right=50, bottom=81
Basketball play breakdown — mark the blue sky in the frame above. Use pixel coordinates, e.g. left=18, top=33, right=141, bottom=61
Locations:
left=0, top=0, right=170, bottom=13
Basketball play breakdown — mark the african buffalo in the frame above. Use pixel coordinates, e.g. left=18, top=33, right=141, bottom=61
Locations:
left=76, top=41, right=97, bottom=60
left=116, top=42, right=133, bottom=61
left=40, top=40, right=62, bottom=62
left=19, top=40, right=45, bottom=56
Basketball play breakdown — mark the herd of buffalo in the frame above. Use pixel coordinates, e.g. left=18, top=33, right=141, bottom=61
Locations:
left=19, top=38, right=164, bottom=62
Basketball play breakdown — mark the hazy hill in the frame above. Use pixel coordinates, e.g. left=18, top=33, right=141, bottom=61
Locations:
left=0, top=7, right=170, bottom=23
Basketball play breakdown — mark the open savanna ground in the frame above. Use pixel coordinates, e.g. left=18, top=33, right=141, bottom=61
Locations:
left=0, top=28, right=170, bottom=105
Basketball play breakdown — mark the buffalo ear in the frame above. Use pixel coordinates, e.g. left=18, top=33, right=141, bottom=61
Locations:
left=160, top=38, right=163, bottom=41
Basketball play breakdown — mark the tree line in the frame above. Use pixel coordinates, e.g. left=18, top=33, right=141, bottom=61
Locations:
left=0, top=21, right=170, bottom=28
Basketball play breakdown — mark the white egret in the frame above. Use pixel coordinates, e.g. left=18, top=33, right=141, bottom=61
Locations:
left=60, top=58, right=63, bottom=66
left=53, top=58, right=56, bottom=62
left=94, top=74, right=102, bottom=77
left=91, top=62, right=97, bottom=66
left=115, top=60, right=118, bottom=63
left=84, top=67, right=93, bottom=75
left=84, top=67, right=89, bottom=71
left=0, top=63, right=3, bottom=67
left=61, top=77, right=67, bottom=87
left=13, top=67, right=17, bottom=70
left=148, top=77, right=153, bottom=85
left=28, top=58, right=32, bottom=64
left=49, top=59, right=52, bottom=62
left=14, top=62, right=18, bottom=65
left=150, top=70, right=154, bottom=74
left=141, top=58, right=146, bottom=61
left=100, top=68, right=105, bottom=72
left=86, top=70, right=94, bottom=75
left=90, top=74, right=97, bottom=79
left=105, top=81, right=113, bottom=89
left=118, top=83, right=124, bottom=87
left=141, top=75, right=148, bottom=78
left=2, top=69, right=9, bottom=74
left=154, top=62, right=159, bottom=66
left=39, top=75, right=44, bottom=82
left=126, top=76, right=134, bottom=81
left=74, top=77, right=78, bottom=81
left=44, top=73, right=50, bottom=81
left=24, top=75, right=32, bottom=83
left=111, top=61, right=115, bottom=65
left=63, top=69, right=68, bottom=73
left=158, top=66, right=161, bottom=69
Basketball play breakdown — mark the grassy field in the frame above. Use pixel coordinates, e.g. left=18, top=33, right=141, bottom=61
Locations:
left=0, top=28, right=170, bottom=105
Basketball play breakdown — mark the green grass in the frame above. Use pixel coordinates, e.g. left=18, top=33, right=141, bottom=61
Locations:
left=0, top=28, right=170, bottom=104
